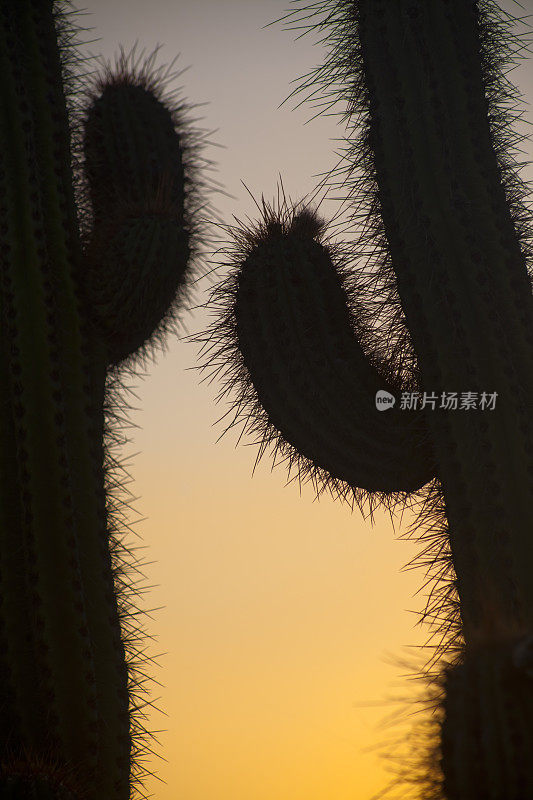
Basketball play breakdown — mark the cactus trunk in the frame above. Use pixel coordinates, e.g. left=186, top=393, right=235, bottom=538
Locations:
left=358, top=0, right=533, bottom=643
left=0, top=0, right=207, bottom=796
left=0, top=3, right=130, bottom=795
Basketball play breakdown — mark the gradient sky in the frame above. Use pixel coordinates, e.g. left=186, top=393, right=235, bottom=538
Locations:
left=69, top=2, right=533, bottom=798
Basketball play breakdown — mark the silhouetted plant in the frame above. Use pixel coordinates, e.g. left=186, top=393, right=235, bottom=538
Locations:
left=0, top=2, right=214, bottom=798
left=197, top=1, right=533, bottom=796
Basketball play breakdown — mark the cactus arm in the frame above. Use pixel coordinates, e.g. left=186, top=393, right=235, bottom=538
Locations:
left=226, top=206, right=435, bottom=496
left=81, top=59, right=192, bottom=365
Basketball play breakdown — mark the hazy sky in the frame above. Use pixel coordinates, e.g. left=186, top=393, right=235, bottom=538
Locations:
left=67, top=2, right=533, bottom=799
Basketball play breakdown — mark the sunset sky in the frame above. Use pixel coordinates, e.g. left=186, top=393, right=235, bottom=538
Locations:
left=68, top=2, right=533, bottom=798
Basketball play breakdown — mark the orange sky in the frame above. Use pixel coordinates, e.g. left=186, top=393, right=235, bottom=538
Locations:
left=71, top=2, right=533, bottom=798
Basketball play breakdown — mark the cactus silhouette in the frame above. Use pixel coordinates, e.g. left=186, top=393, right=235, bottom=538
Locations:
left=198, top=0, right=533, bottom=796
left=0, top=2, right=211, bottom=798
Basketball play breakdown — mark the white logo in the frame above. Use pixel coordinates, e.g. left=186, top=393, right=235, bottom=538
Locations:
left=375, top=390, right=396, bottom=411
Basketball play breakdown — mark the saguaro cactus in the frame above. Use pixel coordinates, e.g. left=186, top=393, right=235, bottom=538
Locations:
left=199, top=0, right=533, bottom=795
left=0, top=2, right=208, bottom=798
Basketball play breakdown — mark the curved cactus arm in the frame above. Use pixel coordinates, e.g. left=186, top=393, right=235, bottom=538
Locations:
left=0, top=2, right=130, bottom=797
left=199, top=201, right=435, bottom=503
left=78, top=48, right=197, bottom=366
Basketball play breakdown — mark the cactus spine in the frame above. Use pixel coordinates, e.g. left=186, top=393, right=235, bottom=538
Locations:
left=0, top=2, right=206, bottom=798
left=200, top=0, right=533, bottom=795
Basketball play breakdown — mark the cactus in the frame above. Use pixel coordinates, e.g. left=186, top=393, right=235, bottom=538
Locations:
left=0, top=2, right=210, bottom=798
left=198, top=0, right=533, bottom=795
